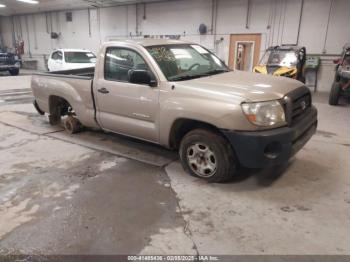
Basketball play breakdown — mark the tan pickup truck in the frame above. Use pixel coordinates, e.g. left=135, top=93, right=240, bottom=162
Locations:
left=32, top=39, right=318, bottom=182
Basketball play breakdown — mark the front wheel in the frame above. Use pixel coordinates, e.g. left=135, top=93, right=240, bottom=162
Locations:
left=9, top=68, right=19, bottom=76
left=179, top=129, right=237, bottom=183
left=329, top=82, right=341, bottom=106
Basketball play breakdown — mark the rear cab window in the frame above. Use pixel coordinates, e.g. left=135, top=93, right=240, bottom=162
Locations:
left=51, top=51, right=63, bottom=60
left=65, top=52, right=96, bottom=63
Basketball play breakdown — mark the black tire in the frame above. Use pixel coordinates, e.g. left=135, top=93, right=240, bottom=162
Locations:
left=49, top=114, right=60, bottom=126
left=9, top=69, right=19, bottom=76
left=63, top=116, right=81, bottom=134
left=179, top=129, right=237, bottom=183
left=329, top=82, right=341, bottom=106
left=33, top=100, right=45, bottom=115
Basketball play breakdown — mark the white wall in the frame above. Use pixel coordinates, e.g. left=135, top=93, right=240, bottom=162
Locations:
left=0, top=0, right=349, bottom=91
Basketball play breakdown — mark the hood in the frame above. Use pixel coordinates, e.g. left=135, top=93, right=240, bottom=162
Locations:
left=267, top=66, right=297, bottom=77
left=0, top=52, right=14, bottom=57
left=0, top=51, right=15, bottom=55
left=266, top=65, right=281, bottom=74
left=175, top=71, right=304, bottom=102
left=254, top=65, right=297, bottom=76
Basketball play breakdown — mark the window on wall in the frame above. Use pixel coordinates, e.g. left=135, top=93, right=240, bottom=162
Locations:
left=105, top=47, right=150, bottom=82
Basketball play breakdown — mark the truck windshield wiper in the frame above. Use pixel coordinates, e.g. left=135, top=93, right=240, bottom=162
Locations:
left=169, top=74, right=204, bottom=81
left=204, top=69, right=231, bottom=75
left=169, top=69, right=230, bottom=81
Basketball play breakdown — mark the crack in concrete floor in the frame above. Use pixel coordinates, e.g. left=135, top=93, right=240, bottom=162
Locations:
left=0, top=126, right=189, bottom=255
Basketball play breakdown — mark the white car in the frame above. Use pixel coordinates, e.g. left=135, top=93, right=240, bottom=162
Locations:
left=47, top=49, right=96, bottom=72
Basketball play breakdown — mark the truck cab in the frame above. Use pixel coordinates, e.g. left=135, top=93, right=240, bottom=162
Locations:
left=48, top=49, right=96, bottom=72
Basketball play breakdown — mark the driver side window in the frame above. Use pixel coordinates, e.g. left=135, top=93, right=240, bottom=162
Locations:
left=52, top=51, right=62, bottom=61
left=105, top=47, right=150, bottom=82
left=343, top=54, right=350, bottom=66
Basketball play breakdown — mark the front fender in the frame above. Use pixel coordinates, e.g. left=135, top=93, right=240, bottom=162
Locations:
left=159, top=96, right=255, bottom=147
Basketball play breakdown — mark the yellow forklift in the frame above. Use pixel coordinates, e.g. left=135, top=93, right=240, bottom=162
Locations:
left=253, top=45, right=306, bottom=83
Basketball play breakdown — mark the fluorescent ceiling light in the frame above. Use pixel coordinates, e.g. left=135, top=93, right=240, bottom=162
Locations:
left=16, top=0, right=39, bottom=4
left=0, top=3, right=6, bottom=7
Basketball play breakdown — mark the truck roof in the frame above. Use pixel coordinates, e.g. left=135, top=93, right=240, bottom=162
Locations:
left=267, top=45, right=305, bottom=52
left=104, top=39, right=192, bottom=47
left=53, top=49, right=94, bottom=53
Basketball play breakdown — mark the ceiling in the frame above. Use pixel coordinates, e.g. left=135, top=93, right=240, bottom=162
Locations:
left=0, top=0, right=172, bottom=16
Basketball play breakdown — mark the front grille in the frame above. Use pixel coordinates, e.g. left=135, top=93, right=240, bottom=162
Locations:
left=0, top=54, right=14, bottom=65
left=0, top=56, right=7, bottom=65
left=284, top=86, right=312, bottom=126
left=291, top=92, right=312, bottom=121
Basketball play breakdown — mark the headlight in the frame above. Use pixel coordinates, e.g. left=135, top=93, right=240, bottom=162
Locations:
left=241, top=100, right=286, bottom=127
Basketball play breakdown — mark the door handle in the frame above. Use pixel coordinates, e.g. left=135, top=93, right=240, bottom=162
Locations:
left=98, top=87, right=109, bottom=94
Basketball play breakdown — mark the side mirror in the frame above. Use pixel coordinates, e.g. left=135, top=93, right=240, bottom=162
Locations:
left=128, top=69, right=157, bottom=87
left=333, top=58, right=341, bottom=64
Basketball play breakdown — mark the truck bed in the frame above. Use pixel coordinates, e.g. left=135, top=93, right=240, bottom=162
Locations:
left=31, top=66, right=97, bottom=128
left=39, top=66, right=95, bottom=79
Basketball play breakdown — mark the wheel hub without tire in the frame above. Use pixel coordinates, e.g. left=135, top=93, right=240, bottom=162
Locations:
left=186, top=143, right=217, bottom=178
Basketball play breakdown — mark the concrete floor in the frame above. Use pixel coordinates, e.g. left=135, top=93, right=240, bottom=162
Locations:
left=0, top=73, right=350, bottom=256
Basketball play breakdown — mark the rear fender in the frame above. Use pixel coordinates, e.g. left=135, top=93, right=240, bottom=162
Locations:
left=31, top=75, right=97, bottom=128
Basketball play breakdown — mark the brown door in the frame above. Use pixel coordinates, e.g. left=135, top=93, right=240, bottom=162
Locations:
left=228, top=34, right=261, bottom=71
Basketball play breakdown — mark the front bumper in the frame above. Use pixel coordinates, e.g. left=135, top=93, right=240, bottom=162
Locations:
left=221, top=106, right=318, bottom=168
left=0, top=63, right=20, bottom=71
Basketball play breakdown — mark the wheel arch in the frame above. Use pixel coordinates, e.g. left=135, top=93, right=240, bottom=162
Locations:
left=48, top=95, right=72, bottom=114
left=168, top=118, right=222, bottom=149
left=48, top=95, right=74, bottom=125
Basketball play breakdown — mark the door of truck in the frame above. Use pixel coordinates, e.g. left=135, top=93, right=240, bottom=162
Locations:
left=49, top=51, right=63, bottom=71
left=94, top=47, right=160, bottom=143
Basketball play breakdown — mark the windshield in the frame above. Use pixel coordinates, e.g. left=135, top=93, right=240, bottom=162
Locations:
left=260, top=50, right=298, bottom=67
left=64, top=52, right=96, bottom=64
left=146, top=44, right=229, bottom=81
